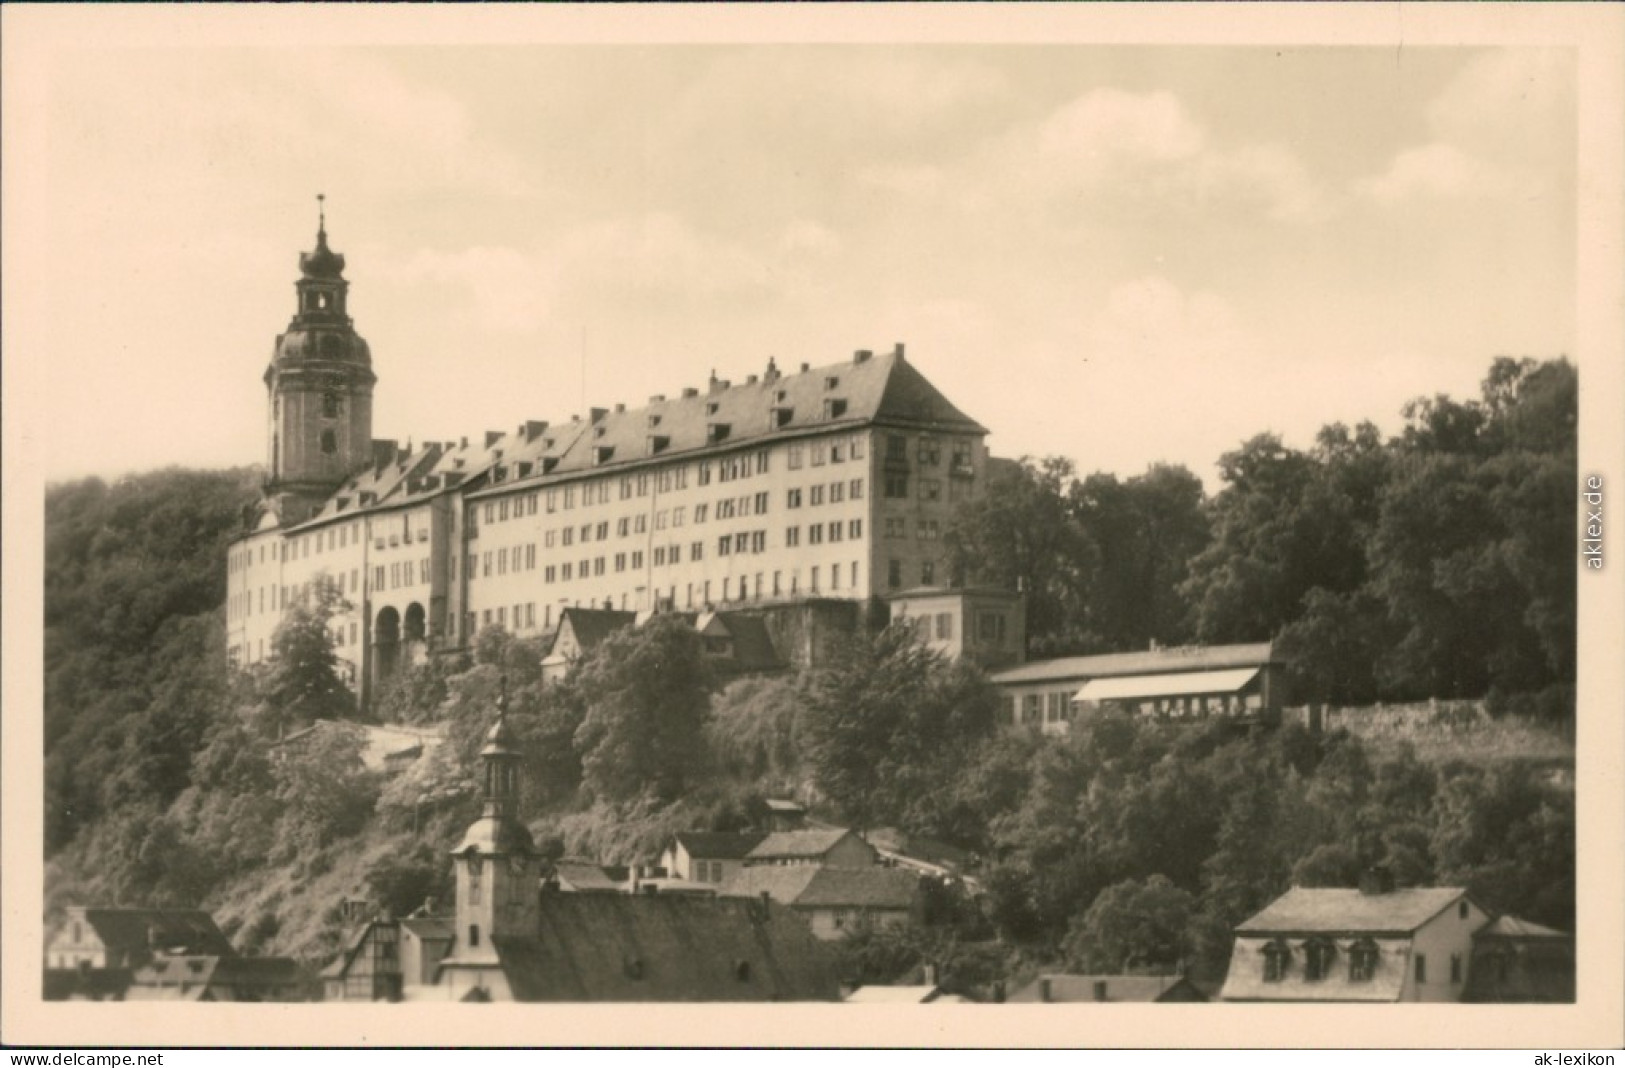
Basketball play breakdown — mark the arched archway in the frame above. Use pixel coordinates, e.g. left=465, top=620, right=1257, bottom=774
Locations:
left=374, top=605, right=401, bottom=687
left=404, top=602, right=426, bottom=642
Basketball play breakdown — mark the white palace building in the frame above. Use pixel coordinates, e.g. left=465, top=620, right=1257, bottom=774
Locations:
left=225, top=216, right=1022, bottom=708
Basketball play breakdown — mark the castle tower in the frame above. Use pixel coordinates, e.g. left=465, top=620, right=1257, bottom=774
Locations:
left=263, top=196, right=377, bottom=525
left=449, top=684, right=538, bottom=967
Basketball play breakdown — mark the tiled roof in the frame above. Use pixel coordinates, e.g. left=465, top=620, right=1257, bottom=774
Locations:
left=746, top=829, right=858, bottom=861
left=1235, top=887, right=1469, bottom=935
left=489, top=893, right=840, bottom=1001
left=1219, top=936, right=1411, bottom=1002
left=1007, top=974, right=1207, bottom=1003
left=990, top=643, right=1278, bottom=686
left=73, top=909, right=235, bottom=960
left=553, top=861, right=626, bottom=893
left=721, top=865, right=919, bottom=911
left=674, top=831, right=766, bottom=861
left=468, top=349, right=984, bottom=499
left=553, top=608, right=639, bottom=655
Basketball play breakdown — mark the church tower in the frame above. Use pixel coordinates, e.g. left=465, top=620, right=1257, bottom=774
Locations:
left=449, top=684, right=538, bottom=971
left=263, top=197, right=377, bottom=525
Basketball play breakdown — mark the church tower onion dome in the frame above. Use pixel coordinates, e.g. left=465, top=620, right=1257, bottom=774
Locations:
left=298, top=225, right=346, bottom=280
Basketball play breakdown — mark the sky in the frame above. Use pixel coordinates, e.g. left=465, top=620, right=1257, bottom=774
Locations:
left=22, top=32, right=1580, bottom=489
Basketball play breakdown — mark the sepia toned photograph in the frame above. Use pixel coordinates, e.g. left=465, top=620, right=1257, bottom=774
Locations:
left=4, top=2, right=1622, bottom=1050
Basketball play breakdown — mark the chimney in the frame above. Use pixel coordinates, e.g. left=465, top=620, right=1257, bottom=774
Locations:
left=1093, top=979, right=1109, bottom=1002
left=745, top=374, right=758, bottom=385
left=484, top=430, right=503, bottom=448
left=614, top=403, right=626, bottom=414
left=894, top=342, right=906, bottom=360
left=460, top=436, right=468, bottom=449
left=649, top=394, right=666, bottom=404
left=853, top=349, right=872, bottom=364
left=682, top=387, right=699, bottom=399
left=524, top=420, right=548, bottom=442
left=763, top=357, right=780, bottom=383
left=799, top=362, right=810, bottom=373
left=922, top=964, right=938, bottom=988
left=709, top=378, right=730, bottom=395
left=589, top=407, right=608, bottom=424
left=1037, top=976, right=1052, bottom=1002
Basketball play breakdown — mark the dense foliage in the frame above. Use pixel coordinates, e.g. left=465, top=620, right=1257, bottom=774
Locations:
left=946, top=357, right=1577, bottom=710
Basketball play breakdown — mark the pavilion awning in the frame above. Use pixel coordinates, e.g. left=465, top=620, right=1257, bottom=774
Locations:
left=1075, top=667, right=1260, bottom=703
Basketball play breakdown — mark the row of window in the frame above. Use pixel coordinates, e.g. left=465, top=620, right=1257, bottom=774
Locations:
left=785, top=520, right=863, bottom=547
left=1258, top=939, right=1464, bottom=986
left=883, top=516, right=943, bottom=540
left=885, top=558, right=939, bottom=589
left=786, top=434, right=867, bottom=470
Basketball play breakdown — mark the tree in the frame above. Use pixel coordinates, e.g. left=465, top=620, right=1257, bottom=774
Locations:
left=572, top=614, right=714, bottom=802
left=800, top=624, right=998, bottom=834
left=943, top=457, right=1093, bottom=655
left=270, top=721, right=379, bottom=858
left=262, top=579, right=356, bottom=729
left=1063, top=874, right=1197, bottom=973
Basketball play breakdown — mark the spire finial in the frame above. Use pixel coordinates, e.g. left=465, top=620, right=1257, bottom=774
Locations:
left=497, top=674, right=509, bottom=718
left=317, top=192, right=326, bottom=236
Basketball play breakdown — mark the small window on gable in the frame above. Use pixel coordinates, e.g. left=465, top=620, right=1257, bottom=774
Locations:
left=1459, top=901, right=1469, bottom=920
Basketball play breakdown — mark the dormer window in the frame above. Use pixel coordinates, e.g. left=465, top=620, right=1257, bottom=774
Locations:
left=708, top=423, right=731, bottom=444
left=647, top=435, right=670, bottom=456
left=824, top=376, right=839, bottom=390
left=648, top=414, right=662, bottom=428
left=1349, top=939, right=1379, bottom=982
left=824, top=398, right=847, bottom=419
left=773, top=407, right=793, bottom=429
left=594, top=445, right=615, bottom=465
left=1304, top=938, right=1335, bottom=980
left=1262, top=939, right=1291, bottom=982
left=706, top=402, right=720, bottom=416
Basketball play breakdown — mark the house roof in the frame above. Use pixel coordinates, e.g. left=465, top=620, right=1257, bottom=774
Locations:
left=1477, top=915, right=1569, bottom=940
left=1007, top=974, right=1208, bottom=1003
left=1219, top=936, right=1412, bottom=1002
left=126, top=955, right=223, bottom=1000
left=465, top=349, right=985, bottom=502
left=482, top=893, right=840, bottom=1001
left=68, top=908, right=235, bottom=960
left=674, top=831, right=766, bottom=861
left=990, top=642, right=1277, bottom=687
left=554, top=861, right=627, bottom=893
left=1076, top=667, right=1261, bottom=703
left=401, top=917, right=455, bottom=941
left=764, top=799, right=805, bottom=813
left=721, top=865, right=919, bottom=911
left=746, top=829, right=861, bottom=862
left=844, top=985, right=947, bottom=1003
left=553, top=608, right=639, bottom=656
left=1236, top=887, right=1471, bottom=936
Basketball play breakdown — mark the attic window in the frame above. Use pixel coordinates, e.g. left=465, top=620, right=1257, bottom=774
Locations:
left=773, top=408, right=793, bottom=429
left=1303, top=938, right=1335, bottom=981
left=648, top=414, right=662, bottom=428
left=1349, top=939, right=1378, bottom=982
left=705, top=402, right=720, bottom=417
left=594, top=446, right=615, bottom=466
left=708, top=423, right=731, bottom=444
left=594, top=425, right=607, bottom=439
left=1262, top=939, right=1290, bottom=982
left=824, top=399, right=848, bottom=420
left=647, top=435, right=670, bottom=455
left=824, top=376, right=839, bottom=390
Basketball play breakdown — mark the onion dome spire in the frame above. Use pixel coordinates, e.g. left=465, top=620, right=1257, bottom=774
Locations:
left=299, top=193, right=346, bottom=279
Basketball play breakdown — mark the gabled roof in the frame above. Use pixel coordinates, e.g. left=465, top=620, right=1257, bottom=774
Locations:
left=722, top=865, right=919, bottom=911
left=1236, top=887, right=1471, bottom=935
left=466, top=349, right=985, bottom=500
left=1007, top=974, right=1208, bottom=1003
left=67, top=908, right=235, bottom=960
left=552, top=608, right=639, bottom=656
left=673, top=831, right=766, bottom=861
left=746, top=829, right=863, bottom=862
left=486, top=893, right=839, bottom=1001
left=990, top=643, right=1278, bottom=686
left=400, top=917, right=455, bottom=941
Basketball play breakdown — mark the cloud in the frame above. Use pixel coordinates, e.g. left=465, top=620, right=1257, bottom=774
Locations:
left=557, top=213, right=773, bottom=303
left=779, top=219, right=843, bottom=260
left=1357, top=142, right=1507, bottom=204
left=1358, top=49, right=1573, bottom=207
left=1007, top=88, right=1326, bottom=223
left=1085, top=276, right=1255, bottom=367
left=389, top=246, right=554, bottom=333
